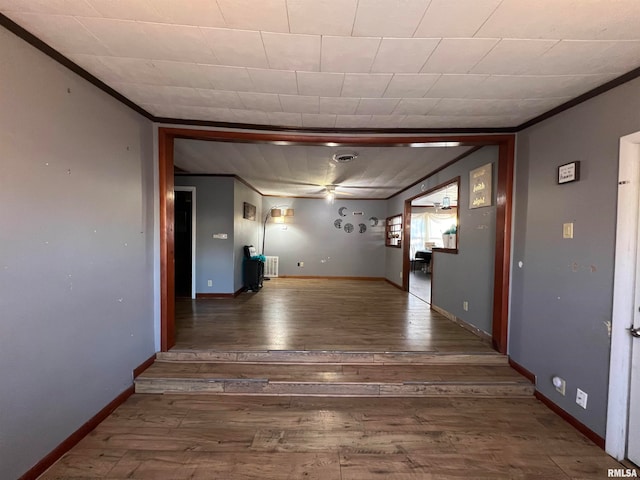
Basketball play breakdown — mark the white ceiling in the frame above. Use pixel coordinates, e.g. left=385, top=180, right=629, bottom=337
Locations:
left=2, top=0, right=640, bottom=130
left=174, top=139, right=474, bottom=198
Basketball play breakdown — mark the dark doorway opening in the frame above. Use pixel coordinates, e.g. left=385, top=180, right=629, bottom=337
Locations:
left=174, top=190, right=192, bottom=299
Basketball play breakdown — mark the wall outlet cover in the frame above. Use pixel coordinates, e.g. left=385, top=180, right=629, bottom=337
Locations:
left=576, top=388, right=588, bottom=409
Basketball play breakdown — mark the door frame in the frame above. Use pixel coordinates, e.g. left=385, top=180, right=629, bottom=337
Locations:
left=606, top=130, right=640, bottom=460
left=158, top=127, right=515, bottom=352
left=174, top=186, right=196, bottom=299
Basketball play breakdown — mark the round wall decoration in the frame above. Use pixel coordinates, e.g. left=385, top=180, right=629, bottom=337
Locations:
left=344, top=223, right=354, bottom=233
left=334, top=219, right=343, bottom=229
left=369, top=216, right=378, bottom=227
left=338, top=207, right=348, bottom=217
left=359, top=223, right=367, bottom=233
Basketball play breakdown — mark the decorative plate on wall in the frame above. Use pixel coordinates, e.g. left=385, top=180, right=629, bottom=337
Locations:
left=359, top=223, right=367, bottom=233
left=334, top=219, right=343, bottom=229
left=369, top=216, right=378, bottom=227
left=344, top=223, right=354, bottom=233
left=338, top=207, right=348, bottom=217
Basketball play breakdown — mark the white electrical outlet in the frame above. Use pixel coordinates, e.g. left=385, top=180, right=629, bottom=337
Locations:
left=463, top=301, right=469, bottom=311
left=563, top=223, right=574, bottom=239
left=576, top=388, right=588, bottom=409
left=207, top=280, right=212, bottom=287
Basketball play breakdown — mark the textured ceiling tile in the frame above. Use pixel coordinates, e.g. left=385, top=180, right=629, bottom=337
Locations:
left=371, top=38, right=439, bottom=73
left=297, top=72, right=345, bottom=96
left=321, top=36, right=381, bottom=73
left=319, top=97, right=360, bottom=115
left=10, top=13, right=112, bottom=55
left=425, top=74, right=489, bottom=98
left=477, top=0, right=640, bottom=40
left=85, top=0, right=163, bottom=22
left=383, top=74, right=440, bottom=97
left=470, top=74, right=618, bottom=99
left=200, top=28, right=268, bottom=68
left=430, top=98, right=556, bottom=116
left=414, top=0, right=501, bottom=38
left=393, top=98, right=440, bottom=115
left=524, top=40, right=640, bottom=75
left=353, top=0, right=430, bottom=37
left=247, top=68, right=298, bottom=95
left=152, top=0, right=226, bottom=27
left=138, top=23, right=218, bottom=64
left=279, top=94, right=320, bottom=113
left=199, top=65, right=254, bottom=91
left=267, top=111, right=303, bottom=127
left=229, top=108, right=270, bottom=124
left=399, top=115, right=434, bottom=127
left=334, top=115, right=373, bottom=128
left=238, top=92, right=283, bottom=112
left=302, top=114, right=337, bottom=128
left=287, top=0, right=357, bottom=36
left=421, top=38, right=499, bottom=74
left=67, top=54, right=123, bottom=82
left=341, top=74, right=392, bottom=97
left=94, top=56, right=169, bottom=84
left=196, top=89, right=244, bottom=109
left=151, top=60, right=214, bottom=89
left=0, top=0, right=100, bottom=15
left=262, top=32, right=321, bottom=71
left=78, top=17, right=158, bottom=60
left=471, top=39, right=558, bottom=75
left=356, top=98, right=401, bottom=115
left=367, top=115, right=406, bottom=128
left=216, top=0, right=289, bottom=33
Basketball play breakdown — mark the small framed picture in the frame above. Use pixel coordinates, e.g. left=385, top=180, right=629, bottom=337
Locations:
left=558, top=161, right=580, bottom=184
left=243, top=202, right=256, bottom=221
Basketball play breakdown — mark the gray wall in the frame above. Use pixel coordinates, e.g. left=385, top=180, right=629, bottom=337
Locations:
left=511, top=77, right=640, bottom=437
left=234, top=180, right=263, bottom=291
left=386, top=147, right=499, bottom=334
left=0, top=26, right=155, bottom=479
left=174, top=176, right=235, bottom=294
left=262, top=197, right=387, bottom=277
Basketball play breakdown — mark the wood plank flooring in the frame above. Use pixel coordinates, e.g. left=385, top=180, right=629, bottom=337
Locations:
left=175, top=278, right=493, bottom=352
left=40, top=394, right=624, bottom=479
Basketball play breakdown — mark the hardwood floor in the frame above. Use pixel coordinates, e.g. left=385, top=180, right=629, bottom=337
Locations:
left=174, top=278, right=491, bottom=352
left=409, top=270, right=431, bottom=304
left=40, top=394, right=623, bottom=479
left=38, top=279, right=624, bottom=478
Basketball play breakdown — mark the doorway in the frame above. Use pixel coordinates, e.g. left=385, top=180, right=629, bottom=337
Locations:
left=174, top=187, right=196, bottom=300
left=407, top=179, right=460, bottom=304
left=607, top=130, right=640, bottom=465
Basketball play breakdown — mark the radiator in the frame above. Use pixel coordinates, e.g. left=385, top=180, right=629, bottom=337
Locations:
left=264, top=256, right=279, bottom=277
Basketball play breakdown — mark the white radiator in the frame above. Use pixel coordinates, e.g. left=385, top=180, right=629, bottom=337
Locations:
left=264, top=256, right=279, bottom=277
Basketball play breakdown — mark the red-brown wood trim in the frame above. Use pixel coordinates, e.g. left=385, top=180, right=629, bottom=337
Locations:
left=492, top=137, right=515, bottom=354
left=508, top=358, right=536, bottom=384
left=18, top=386, right=134, bottom=480
left=384, top=278, right=404, bottom=290
left=133, top=354, right=156, bottom=378
left=159, top=128, right=516, bottom=356
left=159, top=129, right=175, bottom=352
left=431, top=247, right=459, bottom=254
left=534, top=391, right=605, bottom=450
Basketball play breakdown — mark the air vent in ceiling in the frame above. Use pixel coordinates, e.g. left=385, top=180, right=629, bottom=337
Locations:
left=332, top=152, right=358, bottom=163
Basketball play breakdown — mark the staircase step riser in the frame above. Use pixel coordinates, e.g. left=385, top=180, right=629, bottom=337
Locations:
left=135, top=378, right=534, bottom=397
left=156, top=351, right=508, bottom=366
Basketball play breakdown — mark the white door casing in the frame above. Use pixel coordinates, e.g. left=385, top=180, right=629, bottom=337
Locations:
left=607, top=132, right=640, bottom=462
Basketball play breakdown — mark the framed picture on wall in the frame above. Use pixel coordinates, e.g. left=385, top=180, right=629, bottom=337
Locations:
left=469, top=163, right=493, bottom=209
left=243, top=202, right=256, bottom=221
left=558, top=161, right=580, bottom=184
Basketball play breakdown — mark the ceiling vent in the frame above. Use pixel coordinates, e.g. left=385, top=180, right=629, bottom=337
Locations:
left=332, top=152, right=358, bottom=163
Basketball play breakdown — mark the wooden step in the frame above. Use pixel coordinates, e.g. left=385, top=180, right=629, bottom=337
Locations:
left=135, top=361, right=534, bottom=397
left=156, top=349, right=508, bottom=365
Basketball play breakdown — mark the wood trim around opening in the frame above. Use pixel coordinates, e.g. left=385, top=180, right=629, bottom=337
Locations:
left=158, top=128, right=515, bottom=354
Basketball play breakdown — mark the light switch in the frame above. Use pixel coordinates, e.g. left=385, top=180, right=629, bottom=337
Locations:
left=563, top=223, right=574, bottom=239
